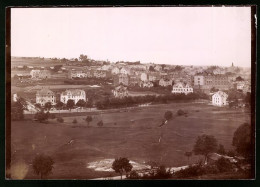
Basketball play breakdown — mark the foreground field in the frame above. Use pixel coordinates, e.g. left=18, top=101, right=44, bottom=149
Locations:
left=11, top=102, right=251, bottom=179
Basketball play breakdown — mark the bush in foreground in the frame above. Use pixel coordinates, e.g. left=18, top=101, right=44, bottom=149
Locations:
left=177, top=109, right=186, bottom=116
left=57, top=117, right=64, bottom=123
left=215, top=157, right=233, bottom=172
left=175, top=164, right=204, bottom=178
left=32, top=154, right=54, bottom=179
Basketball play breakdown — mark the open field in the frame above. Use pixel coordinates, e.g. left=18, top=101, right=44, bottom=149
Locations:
left=11, top=102, right=251, bottom=179
left=11, top=57, right=65, bottom=67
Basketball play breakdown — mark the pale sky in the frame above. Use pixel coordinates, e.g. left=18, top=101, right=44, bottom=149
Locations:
left=11, top=7, right=251, bottom=67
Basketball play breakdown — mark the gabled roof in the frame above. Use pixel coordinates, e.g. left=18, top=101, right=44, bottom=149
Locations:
left=61, top=89, right=85, bottom=96
left=36, top=88, right=54, bottom=96
left=212, top=91, right=228, bottom=98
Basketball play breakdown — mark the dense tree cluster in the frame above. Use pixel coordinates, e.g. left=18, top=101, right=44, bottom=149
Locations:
left=96, top=93, right=208, bottom=110
left=11, top=98, right=27, bottom=121
left=32, top=154, right=54, bottom=179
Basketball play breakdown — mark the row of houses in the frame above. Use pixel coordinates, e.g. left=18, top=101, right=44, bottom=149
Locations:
left=112, top=82, right=194, bottom=99
left=36, top=88, right=87, bottom=106
left=113, top=73, right=175, bottom=87
left=68, top=69, right=107, bottom=79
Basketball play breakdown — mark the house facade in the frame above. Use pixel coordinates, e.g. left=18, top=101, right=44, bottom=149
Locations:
left=36, top=88, right=56, bottom=106
left=172, top=83, right=193, bottom=95
left=120, top=67, right=131, bottom=75
left=139, top=81, right=154, bottom=88
left=194, top=73, right=229, bottom=93
left=129, top=75, right=140, bottom=86
left=112, top=85, right=129, bottom=98
left=30, top=70, right=51, bottom=79
left=114, top=74, right=129, bottom=86
left=140, top=73, right=148, bottom=82
left=93, top=70, right=106, bottom=78
left=212, top=91, right=228, bottom=107
left=159, top=78, right=173, bottom=87
left=111, top=67, right=120, bottom=75
left=60, top=89, right=86, bottom=104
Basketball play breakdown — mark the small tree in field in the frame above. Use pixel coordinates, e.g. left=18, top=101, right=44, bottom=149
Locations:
left=97, top=120, right=103, bottom=127
left=57, top=117, right=64, bottom=123
left=32, top=154, right=54, bottom=179
left=164, top=111, right=173, bottom=121
left=193, top=134, right=218, bottom=164
left=85, top=116, right=93, bottom=126
left=177, top=109, right=186, bottom=116
left=184, top=151, right=193, bottom=164
left=34, top=111, right=49, bottom=123
left=112, top=157, right=133, bottom=179
left=44, top=102, right=52, bottom=111
left=66, top=99, right=75, bottom=111
left=72, top=118, right=77, bottom=124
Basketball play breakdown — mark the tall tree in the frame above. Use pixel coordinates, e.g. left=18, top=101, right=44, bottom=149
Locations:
left=232, top=123, right=251, bottom=159
left=55, top=101, right=64, bottom=110
left=66, top=99, right=75, bottom=111
left=11, top=98, right=27, bottom=121
left=79, top=54, right=88, bottom=62
left=32, top=154, right=54, bottom=179
left=112, top=157, right=133, bottom=179
left=193, top=134, right=218, bottom=164
left=76, top=99, right=86, bottom=108
left=44, top=102, right=52, bottom=111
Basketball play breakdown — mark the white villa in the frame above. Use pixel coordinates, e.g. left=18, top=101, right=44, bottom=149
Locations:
left=172, top=83, right=193, bottom=95
left=139, top=81, right=154, bottom=88
left=120, top=67, right=131, bottom=75
left=30, top=70, right=51, bottom=79
left=212, top=91, right=228, bottom=107
left=60, top=89, right=86, bottom=104
left=112, top=85, right=128, bottom=98
left=111, top=67, right=120, bottom=75
left=159, top=78, right=173, bottom=87
left=140, top=73, right=148, bottom=82
left=36, top=88, right=56, bottom=106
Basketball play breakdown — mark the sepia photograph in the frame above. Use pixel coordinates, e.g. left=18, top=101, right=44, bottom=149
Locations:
left=7, top=6, right=255, bottom=180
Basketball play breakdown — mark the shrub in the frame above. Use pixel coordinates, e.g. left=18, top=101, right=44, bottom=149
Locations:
left=34, top=111, right=49, bottom=123
left=217, top=144, right=226, bottom=155
left=155, top=165, right=172, bottom=179
left=97, top=120, right=103, bottom=127
left=57, top=117, right=64, bottom=123
left=128, top=170, right=140, bottom=179
left=227, top=150, right=236, bottom=157
left=177, top=109, right=186, bottom=116
left=203, top=164, right=219, bottom=174
left=72, top=119, right=77, bottom=124
left=49, top=114, right=56, bottom=119
left=215, top=157, right=233, bottom=172
left=175, top=164, right=204, bottom=178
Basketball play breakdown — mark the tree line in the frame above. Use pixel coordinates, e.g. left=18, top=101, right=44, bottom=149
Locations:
left=96, top=93, right=209, bottom=109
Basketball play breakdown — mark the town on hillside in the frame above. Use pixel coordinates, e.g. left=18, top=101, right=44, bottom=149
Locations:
left=10, top=55, right=253, bottom=179
left=9, top=5, right=254, bottom=181
left=11, top=56, right=251, bottom=111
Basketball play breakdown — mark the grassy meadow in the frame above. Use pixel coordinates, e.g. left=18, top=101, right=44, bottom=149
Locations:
left=11, top=102, right=251, bottom=179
